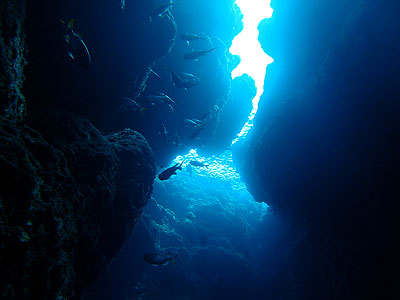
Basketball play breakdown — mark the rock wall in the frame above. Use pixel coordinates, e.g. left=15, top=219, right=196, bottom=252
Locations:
left=0, top=0, right=27, bottom=121
left=234, top=0, right=400, bottom=298
left=0, top=0, right=248, bottom=297
left=0, top=113, right=155, bottom=299
left=1, top=1, right=163, bottom=299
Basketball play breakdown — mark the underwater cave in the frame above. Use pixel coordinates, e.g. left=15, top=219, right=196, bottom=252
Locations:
left=1, top=0, right=400, bottom=299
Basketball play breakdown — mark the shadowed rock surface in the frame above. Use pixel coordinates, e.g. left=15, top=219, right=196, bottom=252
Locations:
left=0, top=0, right=27, bottom=121
left=4, top=0, right=399, bottom=299
left=0, top=113, right=155, bottom=299
left=1, top=0, right=245, bottom=298
left=233, top=0, right=400, bottom=298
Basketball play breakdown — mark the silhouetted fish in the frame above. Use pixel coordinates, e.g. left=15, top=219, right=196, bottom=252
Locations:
left=158, top=161, right=184, bottom=180
left=60, top=19, right=91, bottom=70
left=150, top=68, right=162, bottom=81
left=148, top=93, right=176, bottom=106
left=166, top=68, right=200, bottom=89
left=121, top=97, right=146, bottom=114
left=180, top=32, right=208, bottom=46
left=189, top=160, right=208, bottom=168
left=149, top=1, right=175, bottom=22
left=184, top=48, right=216, bottom=60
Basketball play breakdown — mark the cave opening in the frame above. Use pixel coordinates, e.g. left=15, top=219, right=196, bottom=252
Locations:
left=230, top=0, right=274, bottom=143
left=85, top=1, right=274, bottom=299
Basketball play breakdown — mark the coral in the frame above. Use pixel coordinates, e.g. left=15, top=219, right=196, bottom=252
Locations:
left=0, top=0, right=27, bottom=121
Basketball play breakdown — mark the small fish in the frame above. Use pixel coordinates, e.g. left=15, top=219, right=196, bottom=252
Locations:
left=150, top=68, right=162, bottom=81
left=166, top=68, right=201, bottom=89
left=189, top=160, right=208, bottom=168
left=121, top=97, right=146, bottom=113
left=180, top=33, right=208, bottom=46
left=158, top=93, right=176, bottom=106
left=121, top=0, right=126, bottom=10
left=148, top=93, right=176, bottom=106
left=144, top=252, right=178, bottom=266
left=184, top=118, right=203, bottom=128
left=149, top=1, right=175, bottom=22
left=166, top=68, right=183, bottom=89
left=158, top=161, right=184, bottom=180
left=184, top=47, right=216, bottom=61
left=191, top=118, right=203, bottom=124
left=60, top=19, right=91, bottom=70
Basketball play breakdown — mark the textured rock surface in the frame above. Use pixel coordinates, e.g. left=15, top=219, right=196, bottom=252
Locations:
left=0, top=0, right=27, bottom=121
left=233, top=0, right=400, bottom=298
left=83, top=164, right=267, bottom=300
left=0, top=0, right=251, bottom=299
left=0, top=113, right=156, bottom=299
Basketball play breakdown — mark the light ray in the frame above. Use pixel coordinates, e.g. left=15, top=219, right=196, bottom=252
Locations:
left=229, top=0, right=274, bottom=144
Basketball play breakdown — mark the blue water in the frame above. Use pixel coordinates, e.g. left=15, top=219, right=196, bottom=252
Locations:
left=12, top=0, right=400, bottom=298
left=81, top=0, right=275, bottom=299
left=85, top=150, right=273, bottom=300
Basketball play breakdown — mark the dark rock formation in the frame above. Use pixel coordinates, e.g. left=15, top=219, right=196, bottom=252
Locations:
left=206, top=74, right=256, bottom=154
left=0, top=113, right=155, bottom=299
left=234, top=0, right=400, bottom=298
left=0, top=0, right=27, bottom=121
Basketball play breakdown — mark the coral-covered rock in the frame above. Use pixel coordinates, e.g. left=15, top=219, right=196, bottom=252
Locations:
left=0, top=112, right=155, bottom=299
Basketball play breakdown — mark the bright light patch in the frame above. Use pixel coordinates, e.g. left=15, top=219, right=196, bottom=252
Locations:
left=229, top=0, right=274, bottom=144
left=173, top=149, right=242, bottom=182
left=171, top=149, right=269, bottom=207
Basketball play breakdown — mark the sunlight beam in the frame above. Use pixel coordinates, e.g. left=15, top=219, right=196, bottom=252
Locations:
left=229, top=0, right=274, bottom=144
